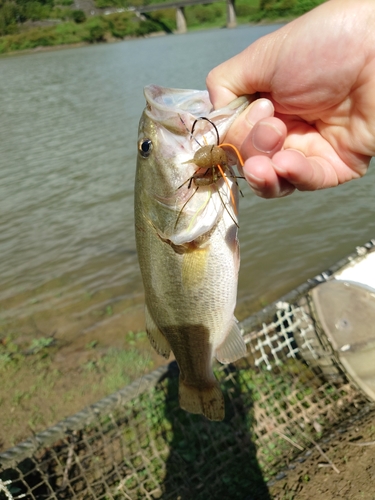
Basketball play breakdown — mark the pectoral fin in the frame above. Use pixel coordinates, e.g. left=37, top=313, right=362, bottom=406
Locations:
left=215, top=319, right=247, bottom=364
left=145, top=305, right=171, bottom=359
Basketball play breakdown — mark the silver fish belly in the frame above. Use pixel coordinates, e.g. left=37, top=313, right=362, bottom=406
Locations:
left=134, top=85, right=249, bottom=421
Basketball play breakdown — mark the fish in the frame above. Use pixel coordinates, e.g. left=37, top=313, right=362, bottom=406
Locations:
left=134, top=84, right=249, bottom=421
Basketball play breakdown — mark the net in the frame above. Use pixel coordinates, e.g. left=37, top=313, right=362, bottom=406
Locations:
left=1, top=242, right=374, bottom=500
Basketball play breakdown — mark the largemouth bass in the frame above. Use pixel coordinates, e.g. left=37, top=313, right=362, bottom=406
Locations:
left=135, top=85, right=249, bottom=421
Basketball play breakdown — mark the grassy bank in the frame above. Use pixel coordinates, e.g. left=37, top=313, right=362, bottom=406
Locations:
left=0, top=0, right=327, bottom=55
left=0, top=327, right=155, bottom=450
left=0, top=12, right=159, bottom=53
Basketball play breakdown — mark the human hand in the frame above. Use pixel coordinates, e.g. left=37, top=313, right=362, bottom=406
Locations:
left=207, top=0, right=375, bottom=198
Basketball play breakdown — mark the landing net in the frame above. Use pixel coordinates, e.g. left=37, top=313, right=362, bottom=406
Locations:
left=1, top=242, right=374, bottom=500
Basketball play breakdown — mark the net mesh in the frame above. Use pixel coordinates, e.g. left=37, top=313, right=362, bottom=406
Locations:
left=1, top=242, right=374, bottom=500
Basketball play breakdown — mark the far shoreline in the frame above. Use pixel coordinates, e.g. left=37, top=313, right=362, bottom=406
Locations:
left=0, top=19, right=289, bottom=58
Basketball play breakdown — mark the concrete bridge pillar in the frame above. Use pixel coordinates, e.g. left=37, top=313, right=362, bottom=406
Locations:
left=226, top=0, right=236, bottom=28
left=176, top=7, right=187, bottom=34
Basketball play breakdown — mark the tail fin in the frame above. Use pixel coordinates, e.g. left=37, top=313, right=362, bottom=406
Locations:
left=179, top=378, right=225, bottom=421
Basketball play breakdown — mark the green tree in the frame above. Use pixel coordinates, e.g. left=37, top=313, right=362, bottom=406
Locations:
left=71, top=9, right=86, bottom=23
left=15, top=0, right=53, bottom=7
left=258, top=0, right=326, bottom=18
left=0, top=1, right=23, bottom=35
left=83, top=17, right=107, bottom=42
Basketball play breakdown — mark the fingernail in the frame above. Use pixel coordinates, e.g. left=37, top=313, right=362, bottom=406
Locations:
left=246, top=99, right=274, bottom=126
left=273, top=163, right=287, bottom=175
left=245, top=172, right=265, bottom=190
left=252, top=122, right=283, bottom=154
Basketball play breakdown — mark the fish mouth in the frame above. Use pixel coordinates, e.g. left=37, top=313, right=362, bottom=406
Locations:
left=143, top=85, right=250, bottom=143
left=139, top=85, right=249, bottom=244
left=144, top=85, right=213, bottom=134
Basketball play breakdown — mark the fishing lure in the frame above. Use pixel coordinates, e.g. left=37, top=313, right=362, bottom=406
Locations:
left=176, top=116, right=245, bottom=228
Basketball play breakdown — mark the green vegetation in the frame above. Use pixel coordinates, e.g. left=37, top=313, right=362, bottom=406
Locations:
left=99, top=358, right=333, bottom=498
left=0, top=330, right=152, bottom=449
left=0, top=0, right=62, bottom=36
left=255, top=0, right=326, bottom=19
left=0, top=0, right=327, bottom=55
left=71, top=9, right=86, bottom=23
left=0, top=12, right=155, bottom=53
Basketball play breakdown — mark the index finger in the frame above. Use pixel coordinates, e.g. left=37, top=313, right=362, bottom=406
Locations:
left=206, top=56, right=257, bottom=109
left=206, top=26, right=289, bottom=108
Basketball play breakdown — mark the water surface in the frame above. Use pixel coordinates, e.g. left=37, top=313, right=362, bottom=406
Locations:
left=1, top=25, right=374, bottom=353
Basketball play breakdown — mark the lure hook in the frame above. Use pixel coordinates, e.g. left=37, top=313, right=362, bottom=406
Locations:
left=191, top=117, right=220, bottom=146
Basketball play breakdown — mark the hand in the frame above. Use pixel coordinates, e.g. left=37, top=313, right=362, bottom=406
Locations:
left=207, top=0, right=375, bottom=198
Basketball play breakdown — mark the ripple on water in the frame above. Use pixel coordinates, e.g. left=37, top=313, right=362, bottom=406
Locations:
left=0, top=26, right=374, bottom=345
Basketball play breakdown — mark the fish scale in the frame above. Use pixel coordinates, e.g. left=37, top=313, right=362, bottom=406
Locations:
left=135, top=85, right=251, bottom=421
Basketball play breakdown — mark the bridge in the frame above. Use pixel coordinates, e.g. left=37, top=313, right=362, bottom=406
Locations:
left=135, top=0, right=237, bottom=34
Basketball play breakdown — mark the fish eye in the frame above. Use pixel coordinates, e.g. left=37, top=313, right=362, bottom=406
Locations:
left=139, top=138, right=152, bottom=158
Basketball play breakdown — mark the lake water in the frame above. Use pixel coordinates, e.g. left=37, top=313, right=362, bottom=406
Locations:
left=1, top=25, right=375, bottom=356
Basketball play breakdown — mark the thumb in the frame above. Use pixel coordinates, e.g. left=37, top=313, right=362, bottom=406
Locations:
left=206, top=27, right=289, bottom=108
